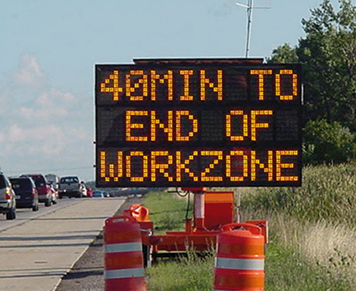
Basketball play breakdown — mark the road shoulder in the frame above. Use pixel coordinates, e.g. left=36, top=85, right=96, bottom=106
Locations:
left=55, top=197, right=143, bottom=291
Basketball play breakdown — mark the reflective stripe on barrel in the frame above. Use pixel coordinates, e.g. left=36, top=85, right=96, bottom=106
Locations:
left=215, top=257, right=264, bottom=271
left=105, top=242, right=143, bottom=253
left=105, top=267, right=145, bottom=279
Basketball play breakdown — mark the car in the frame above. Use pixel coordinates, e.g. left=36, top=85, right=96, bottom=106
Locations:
left=92, top=190, right=105, bottom=198
left=0, top=172, right=16, bottom=220
left=85, top=185, right=93, bottom=198
left=21, top=174, right=53, bottom=206
left=81, top=184, right=88, bottom=197
left=49, top=185, right=58, bottom=204
left=10, top=176, right=39, bottom=212
left=45, top=174, right=59, bottom=204
left=45, top=174, right=60, bottom=191
left=58, top=176, right=86, bottom=198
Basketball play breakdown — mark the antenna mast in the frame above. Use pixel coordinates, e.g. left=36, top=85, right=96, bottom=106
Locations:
left=236, top=0, right=270, bottom=58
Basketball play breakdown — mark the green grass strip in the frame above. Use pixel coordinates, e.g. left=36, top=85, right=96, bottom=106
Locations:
left=266, top=238, right=353, bottom=290
left=143, top=186, right=354, bottom=290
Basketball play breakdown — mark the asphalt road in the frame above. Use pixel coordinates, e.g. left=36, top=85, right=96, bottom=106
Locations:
left=0, top=197, right=126, bottom=291
left=55, top=196, right=143, bottom=291
left=0, top=199, right=76, bottom=232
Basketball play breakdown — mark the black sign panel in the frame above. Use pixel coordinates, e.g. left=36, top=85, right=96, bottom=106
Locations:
left=95, top=61, right=302, bottom=187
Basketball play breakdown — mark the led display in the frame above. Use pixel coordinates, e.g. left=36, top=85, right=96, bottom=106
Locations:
left=95, top=61, right=302, bottom=187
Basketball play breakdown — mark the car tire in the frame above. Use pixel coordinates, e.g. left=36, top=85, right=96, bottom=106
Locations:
left=45, top=198, right=51, bottom=207
left=32, top=204, right=39, bottom=211
left=6, top=208, right=16, bottom=220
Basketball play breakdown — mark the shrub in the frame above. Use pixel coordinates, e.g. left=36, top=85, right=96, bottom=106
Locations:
left=303, top=119, right=356, bottom=164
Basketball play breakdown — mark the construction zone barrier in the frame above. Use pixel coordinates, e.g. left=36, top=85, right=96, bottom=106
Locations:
left=104, top=215, right=147, bottom=291
left=123, top=204, right=150, bottom=222
left=213, top=223, right=265, bottom=291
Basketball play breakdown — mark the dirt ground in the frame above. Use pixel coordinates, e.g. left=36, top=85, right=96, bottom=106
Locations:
left=55, top=196, right=143, bottom=291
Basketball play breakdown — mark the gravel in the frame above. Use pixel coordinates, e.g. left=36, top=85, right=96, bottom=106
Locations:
left=55, top=196, right=143, bottom=291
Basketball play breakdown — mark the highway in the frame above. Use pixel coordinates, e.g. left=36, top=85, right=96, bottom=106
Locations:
left=0, top=197, right=125, bottom=291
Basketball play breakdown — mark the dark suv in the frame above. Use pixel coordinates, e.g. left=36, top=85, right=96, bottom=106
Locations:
left=0, top=173, right=16, bottom=220
left=10, top=177, right=39, bottom=212
left=21, top=174, right=52, bottom=206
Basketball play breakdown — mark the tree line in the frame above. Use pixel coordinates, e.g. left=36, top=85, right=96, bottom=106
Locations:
left=268, top=0, right=356, bottom=164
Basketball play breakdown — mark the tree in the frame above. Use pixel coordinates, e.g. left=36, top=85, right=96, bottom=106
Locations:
left=266, top=43, right=298, bottom=63
left=270, top=0, right=356, bottom=131
left=303, top=119, right=356, bottom=164
left=298, top=0, right=356, bottom=131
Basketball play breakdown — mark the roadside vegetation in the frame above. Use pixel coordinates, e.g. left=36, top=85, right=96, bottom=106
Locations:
left=242, top=163, right=356, bottom=225
left=142, top=1, right=356, bottom=289
left=143, top=163, right=356, bottom=290
left=142, top=191, right=190, bottom=232
left=242, top=163, right=356, bottom=290
left=143, top=165, right=356, bottom=290
left=143, top=191, right=214, bottom=291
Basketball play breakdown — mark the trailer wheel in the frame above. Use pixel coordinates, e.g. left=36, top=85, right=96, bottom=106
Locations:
left=142, top=244, right=152, bottom=268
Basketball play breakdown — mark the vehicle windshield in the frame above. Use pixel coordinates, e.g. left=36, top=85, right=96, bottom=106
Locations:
left=10, top=179, right=32, bottom=191
left=0, top=176, right=6, bottom=189
left=60, top=177, right=79, bottom=183
left=30, top=176, right=45, bottom=187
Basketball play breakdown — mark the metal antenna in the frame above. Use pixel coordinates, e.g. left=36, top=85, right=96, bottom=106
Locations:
left=236, top=0, right=270, bottom=58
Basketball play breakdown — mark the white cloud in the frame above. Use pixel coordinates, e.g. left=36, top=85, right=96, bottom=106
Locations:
left=6, top=124, right=64, bottom=154
left=29, top=125, right=65, bottom=154
left=9, top=124, right=25, bottom=142
left=14, top=53, right=45, bottom=87
left=0, top=132, right=5, bottom=144
left=20, top=106, right=68, bottom=119
left=37, top=92, right=51, bottom=107
left=46, top=88, right=75, bottom=103
left=0, top=53, right=94, bottom=179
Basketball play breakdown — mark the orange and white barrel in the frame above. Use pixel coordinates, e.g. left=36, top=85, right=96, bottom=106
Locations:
left=104, top=215, right=147, bottom=291
left=213, top=223, right=265, bottom=291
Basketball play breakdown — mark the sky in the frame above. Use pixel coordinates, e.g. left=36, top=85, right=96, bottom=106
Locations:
left=0, top=0, right=341, bottom=182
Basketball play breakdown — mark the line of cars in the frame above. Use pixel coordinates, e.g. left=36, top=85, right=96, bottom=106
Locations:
left=57, top=176, right=111, bottom=199
left=0, top=172, right=91, bottom=220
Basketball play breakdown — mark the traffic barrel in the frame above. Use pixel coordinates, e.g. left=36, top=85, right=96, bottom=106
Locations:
left=104, top=215, right=147, bottom=291
left=123, top=204, right=150, bottom=222
left=213, top=223, right=265, bottom=291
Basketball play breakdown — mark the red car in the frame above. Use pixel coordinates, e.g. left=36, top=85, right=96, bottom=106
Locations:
left=21, top=174, right=53, bottom=206
left=86, top=186, right=93, bottom=198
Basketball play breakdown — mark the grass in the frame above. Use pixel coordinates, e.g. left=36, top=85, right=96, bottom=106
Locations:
left=262, top=213, right=355, bottom=290
left=143, top=191, right=214, bottom=291
left=142, top=162, right=356, bottom=290
left=142, top=190, right=192, bottom=233
left=265, top=237, right=353, bottom=291
left=241, top=162, right=356, bottom=225
left=240, top=162, right=356, bottom=290
left=146, top=251, right=214, bottom=291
